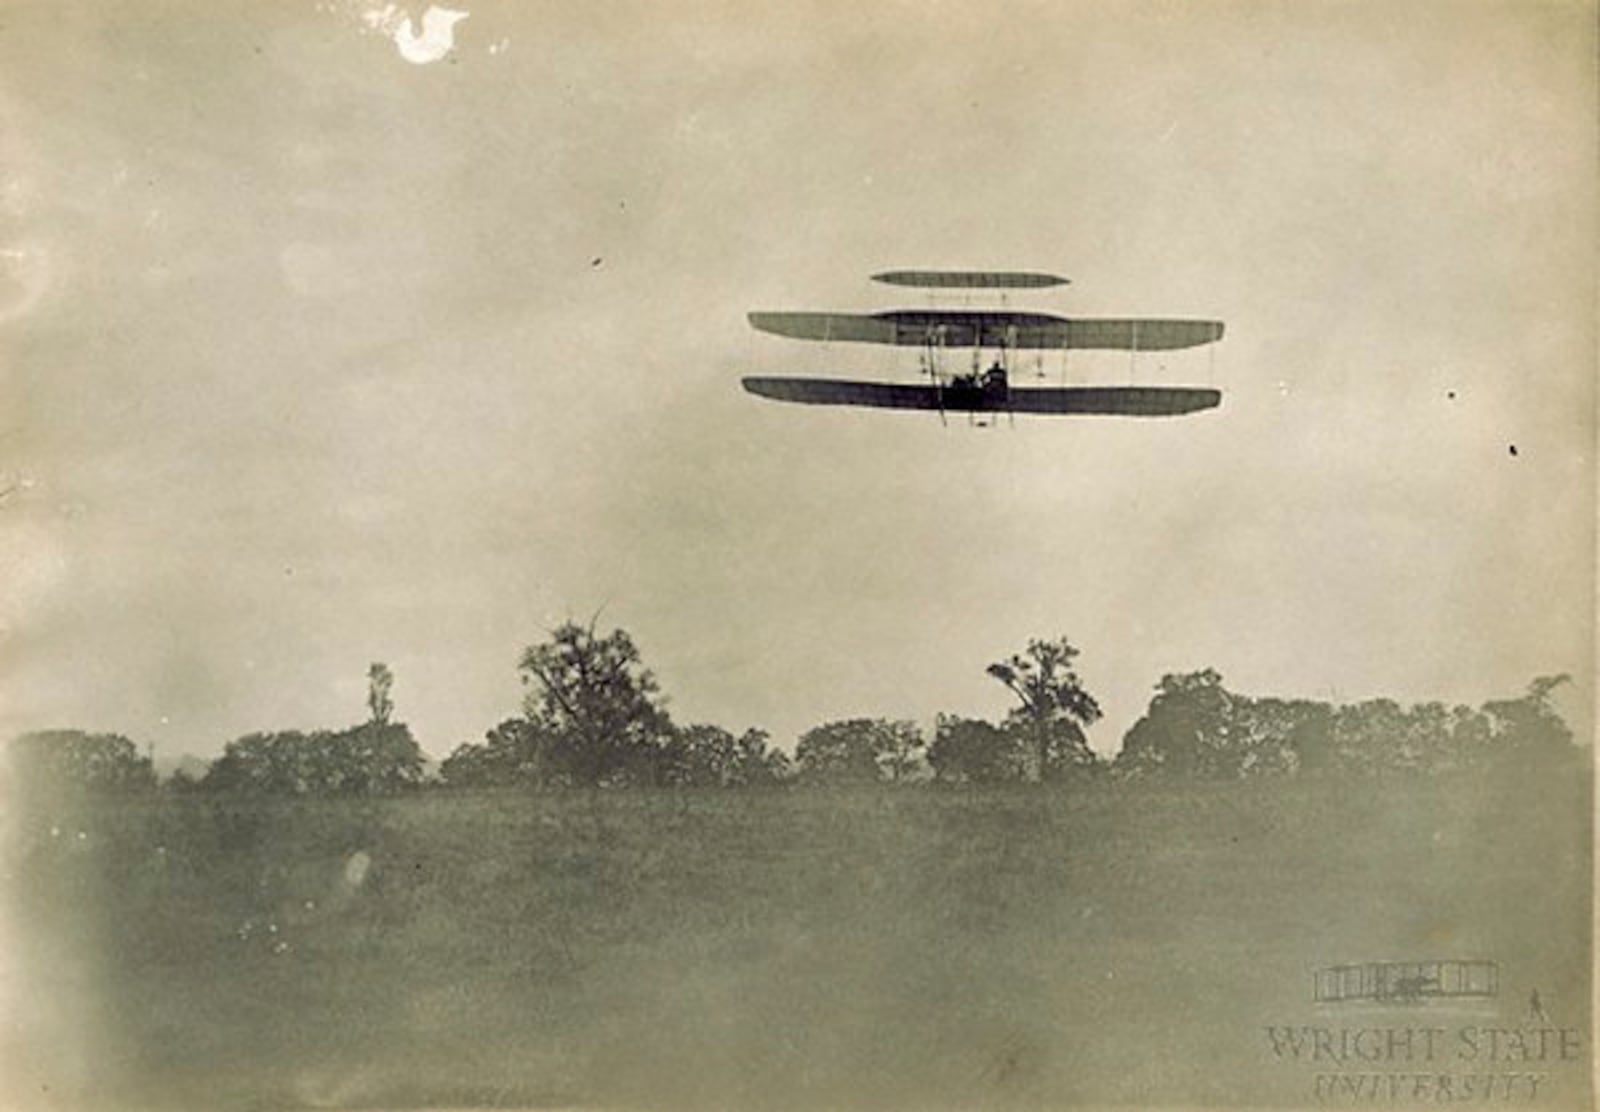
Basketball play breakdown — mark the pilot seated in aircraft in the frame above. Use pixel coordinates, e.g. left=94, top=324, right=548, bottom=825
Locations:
left=949, top=362, right=1009, bottom=399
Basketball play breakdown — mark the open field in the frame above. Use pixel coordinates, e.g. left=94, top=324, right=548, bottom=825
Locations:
left=4, top=765, right=1591, bottom=1111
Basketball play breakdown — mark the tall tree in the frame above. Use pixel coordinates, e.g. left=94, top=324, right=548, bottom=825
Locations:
left=518, top=622, right=673, bottom=787
left=367, top=662, right=395, bottom=726
left=986, top=637, right=1103, bottom=780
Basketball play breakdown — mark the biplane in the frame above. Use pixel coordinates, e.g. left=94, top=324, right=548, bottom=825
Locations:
left=743, top=270, right=1225, bottom=420
left=1314, top=960, right=1499, bottom=1007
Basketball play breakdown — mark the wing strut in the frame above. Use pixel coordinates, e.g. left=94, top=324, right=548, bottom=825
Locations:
left=922, top=329, right=947, bottom=426
left=1005, top=323, right=1018, bottom=428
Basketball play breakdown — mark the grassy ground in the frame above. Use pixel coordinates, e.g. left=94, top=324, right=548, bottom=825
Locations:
left=3, top=764, right=1591, bottom=1111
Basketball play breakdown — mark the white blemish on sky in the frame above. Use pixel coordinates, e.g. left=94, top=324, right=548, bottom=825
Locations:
left=353, top=3, right=470, bottom=65
left=278, top=242, right=356, bottom=298
left=0, top=244, right=50, bottom=325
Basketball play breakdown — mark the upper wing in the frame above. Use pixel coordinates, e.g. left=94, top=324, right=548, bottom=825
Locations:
left=746, top=312, right=897, bottom=345
left=874, top=312, right=1225, bottom=350
left=1042, top=319, right=1226, bottom=351
left=749, top=311, right=1224, bottom=350
left=742, top=377, right=1222, bottom=417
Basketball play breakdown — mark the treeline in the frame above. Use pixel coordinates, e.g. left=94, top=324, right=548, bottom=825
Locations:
left=4, top=625, right=1582, bottom=798
left=190, top=723, right=425, bottom=795
left=434, top=626, right=1103, bottom=788
left=1111, top=670, right=1576, bottom=778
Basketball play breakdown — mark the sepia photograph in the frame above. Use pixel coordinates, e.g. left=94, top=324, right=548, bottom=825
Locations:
left=0, top=2, right=1593, bottom=1109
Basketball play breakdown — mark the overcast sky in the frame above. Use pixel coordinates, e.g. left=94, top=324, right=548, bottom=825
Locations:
left=1, top=0, right=1593, bottom=760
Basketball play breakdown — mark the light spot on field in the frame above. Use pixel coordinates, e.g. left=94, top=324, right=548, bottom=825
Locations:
left=343, top=850, right=372, bottom=888
left=292, top=1062, right=382, bottom=1108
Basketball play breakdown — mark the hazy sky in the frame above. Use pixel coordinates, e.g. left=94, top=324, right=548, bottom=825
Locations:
left=1, top=0, right=1593, bottom=760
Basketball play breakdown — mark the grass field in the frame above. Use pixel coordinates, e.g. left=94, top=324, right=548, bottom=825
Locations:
left=3, top=764, right=1591, bottom=1111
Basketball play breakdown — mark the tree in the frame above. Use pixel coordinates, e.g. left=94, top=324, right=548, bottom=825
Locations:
left=201, top=725, right=425, bottom=796
left=367, top=662, right=395, bottom=726
left=1114, top=670, right=1236, bottom=778
left=651, top=725, right=792, bottom=787
left=518, top=622, right=674, bottom=787
left=338, top=722, right=427, bottom=795
left=926, top=715, right=1025, bottom=784
left=878, top=720, right=927, bottom=782
left=793, top=718, right=924, bottom=784
left=658, top=723, right=740, bottom=787
left=440, top=718, right=553, bottom=789
left=166, top=765, right=206, bottom=793
left=202, top=731, right=316, bottom=794
left=438, top=739, right=502, bottom=789
left=1398, top=702, right=1455, bottom=772
left=1330, top=698, right=1411, bottom=775
left=1226, top=697, right=1336, bottom=777
left=730, top=728, right=792, bottom=786
left=987, top=637, right=1103, bottom=780
left=6, top=730, right=157, bottom=794
left=1278, top=700, right=1337, bottom=775
left=1446, top=703, right=1494, bottom=768
left=1482, top=674, right=1576, bottom=763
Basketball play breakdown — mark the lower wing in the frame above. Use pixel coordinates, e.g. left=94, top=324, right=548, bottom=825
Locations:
left=742, top=378, right=1222, bottom=417
left=748, top=312, right=1225, bottom=351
